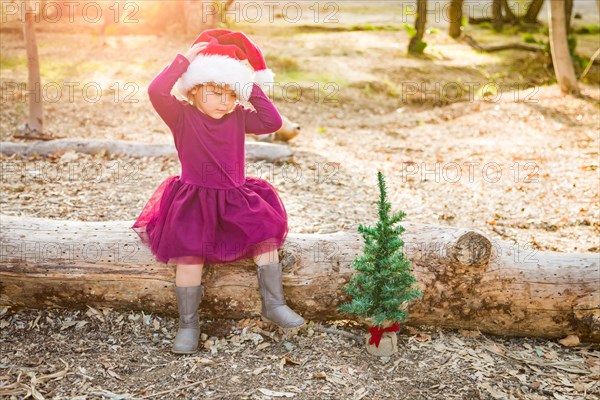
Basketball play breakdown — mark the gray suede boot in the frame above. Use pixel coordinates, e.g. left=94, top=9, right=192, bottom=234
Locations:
left=256, top=262, right=305, bottom=328
left=172, top=284, right=204, bottom=354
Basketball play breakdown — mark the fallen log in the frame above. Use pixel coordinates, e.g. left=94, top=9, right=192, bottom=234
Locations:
left=247, top=114, right=301, bottom=143
left=0, top=215, right=598, bottom=342
left=0, top=138, right=293, bottom=162
left=467, top=17, right=518, bottom=25
left=462, top=34, right=545, bottom=53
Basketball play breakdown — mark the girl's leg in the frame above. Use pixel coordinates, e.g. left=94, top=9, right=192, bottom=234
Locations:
left=253, top=241, right=305, bottom=329
left=253, top=246, right=278, bottom=266
left=175, top=262, right=204, bottom=286
left=172, top=258, right=205, bottom=354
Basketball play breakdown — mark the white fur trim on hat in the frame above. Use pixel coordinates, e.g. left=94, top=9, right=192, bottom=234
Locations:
left=254, top=68, right=276, bottom=95
left=176, top=54, right=255, bottom=101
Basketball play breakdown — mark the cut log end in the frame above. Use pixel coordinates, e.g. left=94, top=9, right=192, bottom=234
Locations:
left=451, top=231, right=492, bottom=269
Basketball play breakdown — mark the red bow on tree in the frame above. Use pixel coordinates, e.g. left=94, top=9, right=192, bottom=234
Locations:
left=368, top=322, right=400, bottom=348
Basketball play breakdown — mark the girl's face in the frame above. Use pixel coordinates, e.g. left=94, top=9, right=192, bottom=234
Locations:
left=190, top=83, right=237, bottom=119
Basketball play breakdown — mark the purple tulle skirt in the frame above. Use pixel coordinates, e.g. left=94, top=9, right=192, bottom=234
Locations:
left=131, top=175, right=289, bottom=265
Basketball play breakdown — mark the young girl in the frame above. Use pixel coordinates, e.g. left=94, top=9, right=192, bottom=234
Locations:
left=131, top=29, right=304, bottom=354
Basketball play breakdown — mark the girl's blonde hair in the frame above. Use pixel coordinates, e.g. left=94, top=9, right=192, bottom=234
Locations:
left=185, top=82, right=238, bottom=106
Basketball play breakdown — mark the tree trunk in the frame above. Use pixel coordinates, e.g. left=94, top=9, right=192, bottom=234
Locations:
left=448, top=0, right=464, bottom=38
left=408, top=0, right=427, bottom=54
left=564, top=0, right=573, bottom=35
left=492, top=0, right=503, bottom=31
left=548, top=0, right=580, bottom=95
left=0, top=138, right=293, bottom=162
left=23, top=0, right=43, bottom=133
left=524, top=0, right=544, bottom=23
left=1, top=215, right=598, bottom=342
left=221, top=0, right=236, bottom=27
left=501, top=0, right=517, bottom=23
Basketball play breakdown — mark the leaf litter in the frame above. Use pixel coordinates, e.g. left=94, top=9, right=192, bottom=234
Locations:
left=1, top=306, right=599, bottom=399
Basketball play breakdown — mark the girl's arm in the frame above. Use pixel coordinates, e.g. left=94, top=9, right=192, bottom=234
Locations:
left=147, top=53, right=190, bottom=130
left=243, top=83, right=284, bottom=134
left=148, top=43, right=207, bottom=131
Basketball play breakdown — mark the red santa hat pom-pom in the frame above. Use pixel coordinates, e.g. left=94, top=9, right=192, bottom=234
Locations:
left=176, top=29, right=275, bottom=102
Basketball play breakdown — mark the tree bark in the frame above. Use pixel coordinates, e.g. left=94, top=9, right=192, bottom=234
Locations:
left=524, top=0, right=544, bottom=23
left=221, top=0, right=236, bottom=27
left=548, top=0, right=580, bottom=95
left=23, top=0, right=43, bottom=134
left=0, top=138, right=293, bottom=162
left=408, top=0, right=428, bottom=54
left=492, top=0, right=503, bottom=31
left=501, top=0, right=517, bottom=24
left=564, top=0, right=573, bottom=35
left=1, top=215, right=598, bottom=342
left=448, top=0, right=464, bottom=38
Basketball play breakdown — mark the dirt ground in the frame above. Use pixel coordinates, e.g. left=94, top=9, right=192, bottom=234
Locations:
left=1, top=307, right=599, bottom=399
left=1, top=2, right=599, bottom=399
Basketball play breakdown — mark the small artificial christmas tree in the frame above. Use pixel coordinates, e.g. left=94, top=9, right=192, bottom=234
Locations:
left=338, top=171, right=423, bottom=355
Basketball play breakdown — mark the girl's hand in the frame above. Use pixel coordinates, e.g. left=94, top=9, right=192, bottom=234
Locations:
left=183, top=42, right=209, bottom=63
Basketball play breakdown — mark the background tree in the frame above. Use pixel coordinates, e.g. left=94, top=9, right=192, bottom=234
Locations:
left=23, top=0, right=43, bottom=135
left=501, top=0, right=517, bottom=23
left=448, top=0, right=464, bottom=38
left=565, top=0, right=574, bottom=34
left=408, top=0, right=428, bottom=54
left=524, top=0, right=544, bottom=23
left=492, top=0, right=503, bottom=31
left=548, top=0, right=579, bottom=94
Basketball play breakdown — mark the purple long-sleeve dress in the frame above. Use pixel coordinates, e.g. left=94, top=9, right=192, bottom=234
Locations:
left=131, top=53, right=288, bottom=265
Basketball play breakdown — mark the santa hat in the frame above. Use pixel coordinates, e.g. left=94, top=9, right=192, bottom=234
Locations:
left=175, top=29, right=275, bottom=102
